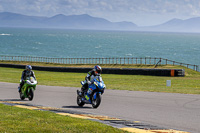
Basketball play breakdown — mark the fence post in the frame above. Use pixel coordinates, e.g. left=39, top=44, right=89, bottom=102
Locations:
left=136, top=58, right=137, bottom=65
left=131, top=57, right=132, bottom=64
left=149, top=57, right=151, bottom=65
left=160, top=58, right=162, bottom=65
left=128, top=58, right=129, bottom=64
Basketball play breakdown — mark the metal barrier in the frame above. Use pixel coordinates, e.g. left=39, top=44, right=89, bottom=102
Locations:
left=0, top=55, right=199, bottom=72
left=0, top=64, right=185, bottom=77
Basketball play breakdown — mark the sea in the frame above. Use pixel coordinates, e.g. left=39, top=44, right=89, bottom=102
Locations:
left=0, top=27, right=200, bottom=66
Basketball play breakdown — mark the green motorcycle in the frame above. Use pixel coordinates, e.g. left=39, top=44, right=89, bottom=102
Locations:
left=20, top=77, right=37, bottom=101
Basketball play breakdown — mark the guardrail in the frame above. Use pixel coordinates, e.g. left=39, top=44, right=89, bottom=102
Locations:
left=0, top=63, right=185, bottom=77
left=0, top=55, right=199, bottom=72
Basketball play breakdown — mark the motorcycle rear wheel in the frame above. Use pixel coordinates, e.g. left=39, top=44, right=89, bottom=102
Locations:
left=20, top=92, right=25, bottom=100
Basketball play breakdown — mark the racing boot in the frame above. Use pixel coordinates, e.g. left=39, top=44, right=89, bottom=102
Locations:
left=80, top=86, right=86, bottom=96
left=77, top=90, right=82, bottom=96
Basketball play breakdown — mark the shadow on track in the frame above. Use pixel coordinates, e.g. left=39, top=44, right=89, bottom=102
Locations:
left=62, top=105, right=92, bottom=109
left=0, top=99, right=28, bottom=101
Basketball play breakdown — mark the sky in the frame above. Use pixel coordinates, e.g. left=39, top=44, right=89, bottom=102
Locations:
left=0, top=0, right=200, bottom=26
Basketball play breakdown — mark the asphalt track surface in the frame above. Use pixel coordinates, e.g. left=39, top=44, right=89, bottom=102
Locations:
left=1, top=82, right=200, bottom=133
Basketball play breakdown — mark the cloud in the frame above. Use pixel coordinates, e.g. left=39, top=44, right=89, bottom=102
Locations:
left=1, top=0, right=200, bottom=26
left=0, top=0, right=197, bottom=16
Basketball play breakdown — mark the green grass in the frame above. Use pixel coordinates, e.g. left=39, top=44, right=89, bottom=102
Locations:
left=0, top=104, right=126, bottom=133
left=0, top=62, right=200, bottom=94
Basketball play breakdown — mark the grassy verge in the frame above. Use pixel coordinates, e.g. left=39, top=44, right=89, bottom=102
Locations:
left=0, top=104, right=126, bottom=133
left=0, top=61, right=200, bottom=94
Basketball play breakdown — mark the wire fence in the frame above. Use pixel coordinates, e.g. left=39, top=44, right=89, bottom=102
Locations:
left=0, top=55, right=199, bottom=72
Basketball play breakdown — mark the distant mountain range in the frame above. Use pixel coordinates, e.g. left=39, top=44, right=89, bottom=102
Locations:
left=140, top=18, right=200, bottom=32
left=0, top=12, right=200, bottom=33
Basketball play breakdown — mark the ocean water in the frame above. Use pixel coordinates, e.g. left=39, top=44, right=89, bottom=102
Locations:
left=0, top=27, right=200, bottom=66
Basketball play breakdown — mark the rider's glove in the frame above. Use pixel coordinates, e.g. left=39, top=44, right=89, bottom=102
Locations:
left=94, top=81, right=98, bottom=86
left=88, top=81, right=92, bottom=85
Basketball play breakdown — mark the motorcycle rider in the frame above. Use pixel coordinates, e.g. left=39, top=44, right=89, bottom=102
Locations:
left=18, top=65, right=36, bottom=92
left=80, top=65, right=102, bottom=95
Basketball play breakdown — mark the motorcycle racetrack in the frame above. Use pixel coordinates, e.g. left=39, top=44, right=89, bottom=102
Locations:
left=1, top=82, right=200, bottom=133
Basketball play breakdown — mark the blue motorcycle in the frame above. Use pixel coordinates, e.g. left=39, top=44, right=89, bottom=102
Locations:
left=77, top=76, right=106, bottom=108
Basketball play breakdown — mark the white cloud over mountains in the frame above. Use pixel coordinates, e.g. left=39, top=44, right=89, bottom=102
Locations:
left=0, top=0, right=200, bottom=26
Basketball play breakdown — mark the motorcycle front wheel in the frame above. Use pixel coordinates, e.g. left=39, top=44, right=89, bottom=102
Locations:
left=92, top=93, right=101, bottom=108
left=28, top=89, right=34, bottom=101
